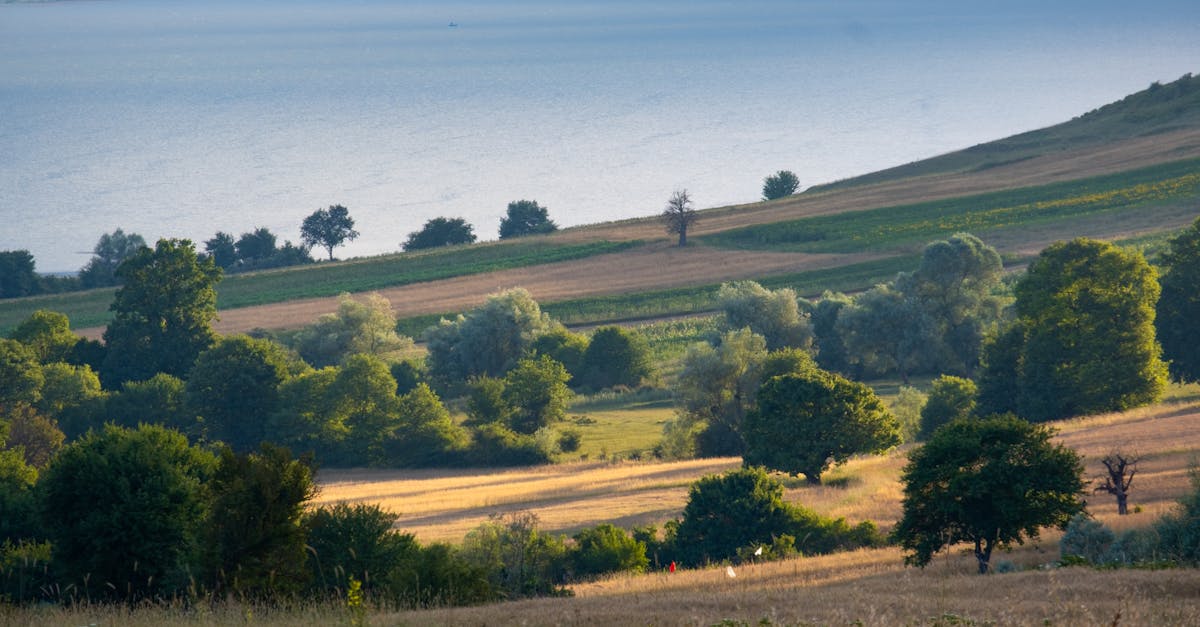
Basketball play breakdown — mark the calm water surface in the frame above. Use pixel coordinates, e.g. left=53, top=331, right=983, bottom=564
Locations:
left=1, top=0, right=1198, bottom=272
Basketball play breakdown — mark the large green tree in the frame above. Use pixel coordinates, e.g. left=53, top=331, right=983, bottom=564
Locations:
left=499, top=200, right=557, bottom=239
left=502, top=355, right=572, bottom=435
left=836, top=284, right=937, bottom=383
left=301, top=204, right=359, bottom=260
left=101, top=238, right=222, bottom=386
left=38, top=424, right=217, bottom=600
left=743, top=369, right=899, bottom=484
left=185, top=335, right=300, bottom=452
left=893, top=415, right=1086, bottom=574
left=917, top=374, right=977, bottom=440
left=1156, top=217, right=1200, bottom=382
left=1013, top=238, right=1166, bottom=421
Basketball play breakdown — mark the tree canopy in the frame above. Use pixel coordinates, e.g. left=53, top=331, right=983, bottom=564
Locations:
left=422, top=288, right=554, bottom=387
left=761, top=170, right=800, bottom=200
left=38, top=424, right=217, bottom=599
left=1012, top=237, right=1166, bottom=421
left=301, top=204, right=359, bottom=260
left=291, top=292, right=413, bottom=368
left=743, top=368, right=899, bottom=484
left=717, top=280, right=813, bottom=351
left=1156, top=217, right=1200, bottom=382
left=661, top=189, right=697, bottom=247
left=578, top=326, right=653, bottom=390
left=893, top=415, right=1086, bottom=573
left=79, top=228, right=147, bottom=289
left=100, top=239, right=222, bottom=386
left=499, top=200, right=557, bottom=239
left=404, top=217, right=477, bottom=251
left=0, top=250, right=39, bottom=298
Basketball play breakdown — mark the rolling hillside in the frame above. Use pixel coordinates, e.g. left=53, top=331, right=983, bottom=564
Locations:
left=4, top=73, right=1199, bottom=338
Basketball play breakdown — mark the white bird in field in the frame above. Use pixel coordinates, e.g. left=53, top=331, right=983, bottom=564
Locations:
left=726, top=566, right=737, bottom=578
left=754, top=546, right=763, bottom=556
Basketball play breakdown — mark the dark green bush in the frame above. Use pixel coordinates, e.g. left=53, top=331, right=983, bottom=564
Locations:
left=569, top=523, right=648, bottom=579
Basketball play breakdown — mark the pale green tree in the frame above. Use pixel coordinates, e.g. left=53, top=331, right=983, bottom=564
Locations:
left=717, top=281, right=813, bottom=351
left=292, top=292, right=413, bottom=368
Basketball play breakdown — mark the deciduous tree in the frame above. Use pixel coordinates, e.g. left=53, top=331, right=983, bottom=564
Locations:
left=100, top=238, right=222, bottom=386
left=403, top=217, right=476, bottom=251
left=499, top=200, right=557, bottom=239
left=743, top=369, right=899, bottom=484
left=423, top=288, right=554, bottom=387
left=717, top=281, right=813, bottom=350
left=38, top=424, right=217, bottom=600
left=0, top=250, right=39, bottom=298
left=761, top=170, right=800, bottom=200
left=1156, top=217, right=1200, bottom=382
left=292, top=292, right=413, bottom=368
left=893, top=415, right=1085, bottom=574
left=1014, top=238, right=1167, bottom=421
left=661, top=189, right=697, bottom=247
left=79, top=228, right=147, bottom=288
left=578, top=326, right=653, bottom=390
left=301, top=204, right=360, bottom=260
left=917, top=374, right=977, bottom=440
left=8, top=309, right=80, bottom=363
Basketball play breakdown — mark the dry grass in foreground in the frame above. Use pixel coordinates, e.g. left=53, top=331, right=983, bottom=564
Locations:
left=386, top=548, right=1200, bottom=626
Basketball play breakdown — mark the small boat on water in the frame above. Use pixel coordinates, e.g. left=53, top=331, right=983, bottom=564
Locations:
left=448, top=21, right=458, bottom=28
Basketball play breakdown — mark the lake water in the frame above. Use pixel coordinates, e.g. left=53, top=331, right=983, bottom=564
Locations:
left=2, top=0, right=1198, bottom=273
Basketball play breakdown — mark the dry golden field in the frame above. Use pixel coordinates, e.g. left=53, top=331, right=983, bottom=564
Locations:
left=314, top=398, right=1200, bottom=545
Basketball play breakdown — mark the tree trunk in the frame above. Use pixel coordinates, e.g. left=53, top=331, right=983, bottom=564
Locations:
left=1117, top=492, right=1128, bottom=515
left=678, top=229, right=687, bottom=247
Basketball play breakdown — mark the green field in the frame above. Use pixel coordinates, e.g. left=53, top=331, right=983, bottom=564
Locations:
left=705, top=157, right=1200, bottom=253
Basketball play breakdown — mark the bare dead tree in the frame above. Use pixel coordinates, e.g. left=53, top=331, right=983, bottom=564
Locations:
left=1095, top=450, right=1139, bottom=515
left=661, top=189, right=697, bottom=247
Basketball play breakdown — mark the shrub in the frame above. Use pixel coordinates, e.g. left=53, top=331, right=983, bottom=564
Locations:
left=459, top=512, right=570, bottom=599
left=305, top=503, right=417, bottom=594
left=569, top=523, right=648, bottom=579
left=1059, top=513, right=1115, bottom=565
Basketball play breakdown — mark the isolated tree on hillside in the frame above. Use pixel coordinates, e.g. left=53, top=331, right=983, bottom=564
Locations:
left=499, top=200, right=558, bottom=239
left=1013, top=238, right=1166, bottom=421
left=1096, top=450, right=1140, bottom=515
left=301, top=204, right=360, bottom=260
left=761, top=170, right=800, bottom=201
left=404, top=217, right=477, bottom=251
left=1156, top=217, right=1200, bottom=382
left=743, top=368, right=899, bottom=484
left=79, top=228, right=147, bottom=288
left=101, top=238, right=222, bottom=386
left=893, top=415, right=1085, bottom=574
left=661, top=189, right=697, bottom=247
